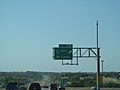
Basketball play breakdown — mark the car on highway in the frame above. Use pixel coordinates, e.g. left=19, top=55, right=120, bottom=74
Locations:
left=58, top=86, right=65, bottom=90
left=43, top=85, right=49, bottom=88
left=29, top=83, right=41, bottom=90
left=50, top=83, right=58, bottom=90
left=6, top=82, right=18, bottom=90
left=91, top=86, right=96, bottom=90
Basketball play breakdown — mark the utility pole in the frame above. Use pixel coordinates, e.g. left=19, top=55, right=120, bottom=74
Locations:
left=96, top=21, right=100, bottom=90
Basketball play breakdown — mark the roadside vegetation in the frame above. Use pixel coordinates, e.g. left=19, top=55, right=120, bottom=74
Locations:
left=0, top=71, right=120, bottom=88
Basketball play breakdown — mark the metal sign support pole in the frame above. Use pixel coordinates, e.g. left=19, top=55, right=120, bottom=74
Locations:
left=96, top=21, right=100, bottom=90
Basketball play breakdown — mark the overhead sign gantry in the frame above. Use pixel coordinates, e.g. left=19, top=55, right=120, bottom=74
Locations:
left=53, top=44, right=100, bottom=65
left=52, top=21, right=101, bottom=90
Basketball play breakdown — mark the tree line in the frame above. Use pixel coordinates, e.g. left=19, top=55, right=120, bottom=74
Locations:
left=0, top=71, right=120, bottom=88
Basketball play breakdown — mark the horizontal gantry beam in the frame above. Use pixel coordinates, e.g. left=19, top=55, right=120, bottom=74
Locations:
left=72, top=47, right=100, bottom=58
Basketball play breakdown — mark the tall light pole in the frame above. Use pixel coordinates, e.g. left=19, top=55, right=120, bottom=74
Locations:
left=96, top=21, right=100, bottom=90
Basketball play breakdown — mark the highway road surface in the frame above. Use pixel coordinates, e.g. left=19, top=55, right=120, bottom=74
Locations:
left=42, top=87, right=120, bottom=90
left=0, top=87, right=120, bottom=90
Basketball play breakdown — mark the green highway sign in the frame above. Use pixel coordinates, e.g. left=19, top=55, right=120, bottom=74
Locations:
left=53, top=44, right=73, bottom=60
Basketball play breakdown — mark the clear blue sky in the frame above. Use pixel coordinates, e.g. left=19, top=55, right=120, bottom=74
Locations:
left=0, top=0, right=120, bottom=72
